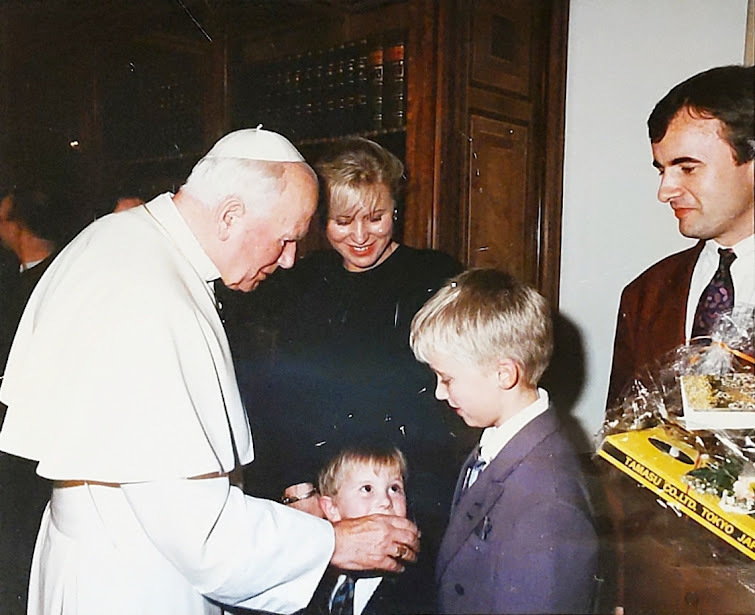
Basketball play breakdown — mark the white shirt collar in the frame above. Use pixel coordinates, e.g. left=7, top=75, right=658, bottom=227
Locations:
left=478, top=388, right=550, bottom=464
left=19, top=258, right=44, bottom=272
left=702, top=234, right=754, bottom=262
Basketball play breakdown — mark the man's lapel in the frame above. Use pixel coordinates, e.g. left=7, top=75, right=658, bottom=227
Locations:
left=639, top=241, right=703, bottom=353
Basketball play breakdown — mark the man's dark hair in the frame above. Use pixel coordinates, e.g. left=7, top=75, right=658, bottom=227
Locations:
left=4, top=188, right=58, bottom=242
left=648, top=64, right=755, bottom=164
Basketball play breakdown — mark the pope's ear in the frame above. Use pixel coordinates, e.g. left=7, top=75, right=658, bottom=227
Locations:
left=217, top=197, right=245, bottom=241
left=496, top=358, right=520, bottom=390
left=318, top=495, right=342, bottom=522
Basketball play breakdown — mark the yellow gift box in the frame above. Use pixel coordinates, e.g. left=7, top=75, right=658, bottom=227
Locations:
left=598, top=425, right=755, bottom=560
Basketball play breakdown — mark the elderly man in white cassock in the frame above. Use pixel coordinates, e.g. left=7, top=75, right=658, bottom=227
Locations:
left=0, top=128, right=419, bottom=615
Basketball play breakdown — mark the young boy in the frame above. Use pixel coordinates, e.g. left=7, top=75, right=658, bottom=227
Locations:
left=299, top=442, right=435, bottom=615
left=410, top=268, right=598, bottom=615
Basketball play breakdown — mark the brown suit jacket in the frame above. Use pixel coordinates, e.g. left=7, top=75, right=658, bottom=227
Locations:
left=605, top=240, right=755, bottom=614
left=606, top=241, right=702, bottom=405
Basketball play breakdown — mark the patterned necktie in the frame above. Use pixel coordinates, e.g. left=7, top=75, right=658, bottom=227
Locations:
left=461, top=446, right=487, bottom=494
left=691, top=248, right=737, bottom=339
left=330, top=575, right=355, bottom=615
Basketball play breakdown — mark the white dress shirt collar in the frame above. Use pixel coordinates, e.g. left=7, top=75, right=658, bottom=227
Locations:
left=478, top=388, right=550, bottom=465
left=702, top=234, right=754, bottom=263
left=19, top=258, right=44, bottom=272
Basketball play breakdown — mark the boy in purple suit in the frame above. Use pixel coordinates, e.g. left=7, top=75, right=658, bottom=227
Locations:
left=410, top=268, right=598, bottom=614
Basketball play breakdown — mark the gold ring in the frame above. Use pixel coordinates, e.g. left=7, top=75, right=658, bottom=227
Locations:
left=395, top=544, right=406, bottom=559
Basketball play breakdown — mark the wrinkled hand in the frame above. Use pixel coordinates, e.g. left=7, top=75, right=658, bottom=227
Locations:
left=331, top=514, right=420, bottom=573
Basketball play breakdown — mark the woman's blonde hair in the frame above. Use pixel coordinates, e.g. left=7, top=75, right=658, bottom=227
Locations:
left=313, top=137, right=404, bottom=224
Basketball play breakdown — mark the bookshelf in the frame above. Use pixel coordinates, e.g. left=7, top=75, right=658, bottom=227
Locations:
left=232, top=31, right=406, bottom=145
left=0, top=0, right=568, bottom=303
left=227, top=11, right=411, bottom=255
left=101, top=45, right=205, bottom=163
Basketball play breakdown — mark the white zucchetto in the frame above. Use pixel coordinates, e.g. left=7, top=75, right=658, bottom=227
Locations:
left=203, top=125, right=305, bottom=162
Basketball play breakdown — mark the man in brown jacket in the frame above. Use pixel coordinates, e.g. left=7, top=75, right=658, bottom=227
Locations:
left=606, top=64, right=754, bottom=614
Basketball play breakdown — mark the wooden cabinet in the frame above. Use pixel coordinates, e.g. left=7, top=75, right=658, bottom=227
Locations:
left=422, top=0, right=569, bottom=303
left=0, top=0, right=567, bottom=302
left=467, top=115, right=532, bottom=274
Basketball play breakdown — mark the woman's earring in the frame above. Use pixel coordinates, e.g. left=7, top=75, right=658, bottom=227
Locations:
left=393, top=209, right=398, bottom=222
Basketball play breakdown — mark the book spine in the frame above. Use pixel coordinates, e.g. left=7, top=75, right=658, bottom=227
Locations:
left=354, top=38, right=370, bottom=134
left=382, top=33, right=406, bottom=130
left=367, top=36, right=384, bottom=131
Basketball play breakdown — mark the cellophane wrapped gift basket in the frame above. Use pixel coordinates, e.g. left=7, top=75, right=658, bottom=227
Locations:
left=598, top=305, right=755, bottom=559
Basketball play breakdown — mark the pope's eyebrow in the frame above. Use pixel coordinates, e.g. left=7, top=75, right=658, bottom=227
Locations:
left=289, top=227, right=309, bottom=241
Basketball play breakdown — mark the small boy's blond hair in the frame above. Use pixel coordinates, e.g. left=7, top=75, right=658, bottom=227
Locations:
left=410, top=268, right=553, bottom=386
left=318, top=443, right=408, bottom=497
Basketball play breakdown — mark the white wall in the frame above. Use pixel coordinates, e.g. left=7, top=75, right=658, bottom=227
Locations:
left=559, top=0, right=749, bottom=446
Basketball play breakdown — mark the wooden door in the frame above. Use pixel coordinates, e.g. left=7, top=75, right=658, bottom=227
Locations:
left=413, top=0, right=568, bottom=304
left=467, top=115, right=532, bottom=280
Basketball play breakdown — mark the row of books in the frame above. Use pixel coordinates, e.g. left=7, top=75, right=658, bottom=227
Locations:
left=103, top=54, right=204, bottom=161
left=233, top=31, right=406, bottom=142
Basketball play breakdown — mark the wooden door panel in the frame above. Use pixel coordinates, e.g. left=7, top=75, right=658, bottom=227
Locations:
left=471, top=0, right=533, bottom=97
left=467, top=114, right=533, bottom=284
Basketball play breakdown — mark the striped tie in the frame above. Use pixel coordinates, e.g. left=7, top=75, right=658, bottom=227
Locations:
left=462, top=447, right=487, bottom=493
left=330, top=575, right=355, bottom=615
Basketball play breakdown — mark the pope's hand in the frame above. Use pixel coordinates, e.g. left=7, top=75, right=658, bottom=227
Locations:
left=330, top=514, right=420, bottom=573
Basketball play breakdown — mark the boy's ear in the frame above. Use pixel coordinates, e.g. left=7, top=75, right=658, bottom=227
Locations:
left=496, top=358, right=521, bottom=390
left=318, top=495, right=342, bottom=522
left=217, top=196, right=245, bottom=241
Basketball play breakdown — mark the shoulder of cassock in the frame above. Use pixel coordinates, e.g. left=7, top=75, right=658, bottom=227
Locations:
left=0, top=196, right=253, bottom=481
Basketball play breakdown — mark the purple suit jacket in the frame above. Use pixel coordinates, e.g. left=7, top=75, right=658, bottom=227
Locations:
left=436, top=408, right=598, bottom=615
left=606, top=241, right=703, bottom=405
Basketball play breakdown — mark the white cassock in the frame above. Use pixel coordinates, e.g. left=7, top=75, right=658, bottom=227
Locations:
left=0, top=193, right=334, bottom=615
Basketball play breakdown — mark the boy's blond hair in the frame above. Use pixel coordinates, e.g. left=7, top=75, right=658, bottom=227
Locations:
left=318, top=443, right=408, bottom=497
left=410, top=268, right=553, bottom=386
